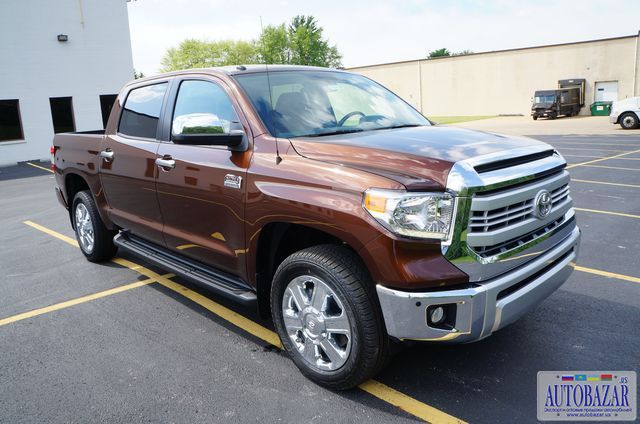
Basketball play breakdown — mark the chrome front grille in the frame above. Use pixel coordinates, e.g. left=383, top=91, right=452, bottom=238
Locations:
left=470, top=182, right=570, bottom=234
left=466, top=170, right=573, bottom=257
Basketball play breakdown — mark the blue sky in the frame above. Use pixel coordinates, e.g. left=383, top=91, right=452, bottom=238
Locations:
left=127, top=0, right=640, bottom=75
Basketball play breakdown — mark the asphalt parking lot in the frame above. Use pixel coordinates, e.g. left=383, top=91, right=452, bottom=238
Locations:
left=1, top=134, right=639, bottom=423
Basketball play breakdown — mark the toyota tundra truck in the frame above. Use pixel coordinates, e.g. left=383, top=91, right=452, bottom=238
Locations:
left=52, top=65, right=581, bottom=390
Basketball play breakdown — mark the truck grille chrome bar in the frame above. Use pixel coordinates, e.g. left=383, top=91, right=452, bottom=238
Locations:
left=443, top=145, right=577, bottom=282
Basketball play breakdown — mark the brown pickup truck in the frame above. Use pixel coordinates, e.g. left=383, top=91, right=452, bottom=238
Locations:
left=53, top=65, right=581, bottom=389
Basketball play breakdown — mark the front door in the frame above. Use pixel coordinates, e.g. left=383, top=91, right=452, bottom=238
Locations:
left=99, top=82, right=168, bottom=246
left=156, top=78, right=251, bottom=278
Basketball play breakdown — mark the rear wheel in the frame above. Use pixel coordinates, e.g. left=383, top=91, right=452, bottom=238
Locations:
left=72, top=191, right=117, bottom=262
left=271, top=245, right=389, bottom=390
left=620, top=112, right=639, bottom=130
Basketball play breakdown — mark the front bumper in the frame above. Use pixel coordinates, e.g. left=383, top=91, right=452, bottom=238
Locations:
left=376, top=225, right=580, bottom=342
left=609, top=113, right=619, bottom=124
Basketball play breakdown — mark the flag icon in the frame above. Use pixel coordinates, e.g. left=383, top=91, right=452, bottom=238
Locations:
left=562, top=375, right=574, bottom=381
left=600, top=374, right=613, bottom=381
left=575, top=374, right=587, bottom=381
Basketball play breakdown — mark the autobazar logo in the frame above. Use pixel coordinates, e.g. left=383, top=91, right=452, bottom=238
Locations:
left=537, top=371, right=636, bottom=421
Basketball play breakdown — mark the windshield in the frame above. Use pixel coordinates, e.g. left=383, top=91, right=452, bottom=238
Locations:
left=234, top=70, right=429, bottom=138
left=534, top=94, right=556, bottom=104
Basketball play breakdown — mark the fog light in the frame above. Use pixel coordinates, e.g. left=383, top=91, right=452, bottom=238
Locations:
left=428, top=306, right=445, bottom=325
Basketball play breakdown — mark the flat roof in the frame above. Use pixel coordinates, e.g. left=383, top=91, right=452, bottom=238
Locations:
left=347, top=33, right=639, bottom=70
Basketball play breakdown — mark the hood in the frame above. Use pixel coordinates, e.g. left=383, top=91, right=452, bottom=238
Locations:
left=612, top=97, right=639, bottom=111
left=289, top=126, right=551, bottom=190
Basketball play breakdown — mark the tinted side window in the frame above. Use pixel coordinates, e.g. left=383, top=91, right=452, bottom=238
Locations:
left=119, top=83, right=167, bottom=139
left=172, top=80, right=239, bottom=136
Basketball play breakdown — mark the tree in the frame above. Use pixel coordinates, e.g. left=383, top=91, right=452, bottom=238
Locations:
left=160, top=39, right=258, bottom=72
left=258, top=24, right=290, bottom=64
left=452, top=49, right=474, bottom=56
left=428, top=48, right=451, bottom=58
left=256, top=15, right=342, bottom=67
left=286, top=15, right=341, bottom=67
left=160, top=15, right=342, bottom=72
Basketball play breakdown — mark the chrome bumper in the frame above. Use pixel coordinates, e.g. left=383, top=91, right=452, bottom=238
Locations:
left=376, top=225, right=580, bottom=342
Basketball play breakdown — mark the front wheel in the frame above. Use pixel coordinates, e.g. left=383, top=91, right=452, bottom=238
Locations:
left=271, top=245, right=389, bottom=390
left=620, top=112, right=639, bottom=129
left=72, top=190, right=117, bottom=262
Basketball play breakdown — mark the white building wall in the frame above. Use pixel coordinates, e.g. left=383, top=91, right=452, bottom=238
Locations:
left=0, top=0, right=134, bottom=166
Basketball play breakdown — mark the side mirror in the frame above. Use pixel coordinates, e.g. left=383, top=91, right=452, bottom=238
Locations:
left=172, top=113, right=248, bottom=152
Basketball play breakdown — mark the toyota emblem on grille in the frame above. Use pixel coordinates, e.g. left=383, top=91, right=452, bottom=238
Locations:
left=534, top=189, right=552, bottom=219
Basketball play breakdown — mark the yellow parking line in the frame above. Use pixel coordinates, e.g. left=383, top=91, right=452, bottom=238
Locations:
left=359, top=380, right=466, bottom=424
left=0, top=274, right=173, bottom=327
left=156, top=276, right=282, bottom=347
left=571, top=179, right=640, bottom=189
left=581, top=164, right=640, bottom=171
left=566, top=148, right=640, bottom=169
left=149, top=265, right=466, bottom=423
left=573, top=265, right=640, bottom=285
left=24, top=221, right=463, bottom=423
left=23, top=221, right=160, bottom=276
left=26, top=162, right=54, bottom=173
left=574, top=207, right=640, bottom=219
left=24, top=220, right=79, bottom=247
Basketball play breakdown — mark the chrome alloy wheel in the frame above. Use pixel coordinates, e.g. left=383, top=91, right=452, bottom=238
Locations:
left=75, top=203, right=95, bottom=253
left=282, top=275, right=352, bottom=371
left=622, top=115, right=637, bottom=128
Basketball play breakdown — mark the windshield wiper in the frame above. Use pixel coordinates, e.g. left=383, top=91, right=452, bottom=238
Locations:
left=372, top=124, right=423, bottom=131
left=299, top=128, right=365, bottom=137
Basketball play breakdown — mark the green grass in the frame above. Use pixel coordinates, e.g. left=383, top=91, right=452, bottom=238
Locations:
left=427, top=116, right=496, bottom=125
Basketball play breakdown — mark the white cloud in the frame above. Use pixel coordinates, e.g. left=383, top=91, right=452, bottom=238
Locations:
left=127, top=0, right=640, bottom=75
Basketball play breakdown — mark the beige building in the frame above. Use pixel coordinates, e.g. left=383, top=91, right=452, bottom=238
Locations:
left=348, top=33, right=640, bottom=117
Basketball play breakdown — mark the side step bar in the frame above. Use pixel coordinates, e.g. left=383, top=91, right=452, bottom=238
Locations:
left=113, top=232, right=257, bottom=306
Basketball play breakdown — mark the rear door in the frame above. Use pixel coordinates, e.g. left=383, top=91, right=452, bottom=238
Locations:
left=155, top=77, right=252, bottom=277
left=99, top=81, right=168, bottom=246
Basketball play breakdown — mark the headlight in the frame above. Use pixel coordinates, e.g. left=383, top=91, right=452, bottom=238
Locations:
left=363, top=189, right=455, bottom=240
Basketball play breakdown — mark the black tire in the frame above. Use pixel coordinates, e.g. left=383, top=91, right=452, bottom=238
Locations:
left=72, top=190, right=117, bottom=262
left=532, top=115, right=538, bottom=120
left=619, top=112, right=639, bottom=130
left=271, top=244, right=389, bottom=390
left=549, top=113, right=557, bottom=120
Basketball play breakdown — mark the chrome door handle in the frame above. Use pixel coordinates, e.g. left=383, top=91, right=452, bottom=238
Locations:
left=99, top=150, right=114, bottom=162
left=155, top=158, right=176, bottom=169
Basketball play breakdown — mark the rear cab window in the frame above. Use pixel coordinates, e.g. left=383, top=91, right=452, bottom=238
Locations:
left=118, top=83, right=168, bottom=139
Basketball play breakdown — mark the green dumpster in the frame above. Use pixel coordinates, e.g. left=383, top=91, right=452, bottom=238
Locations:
left=590, top=101, right=612, bottom=116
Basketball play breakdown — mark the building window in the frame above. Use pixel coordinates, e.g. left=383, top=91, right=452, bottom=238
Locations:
left=49, top=97, right=76, bottom=133
left=99, top=94, right=118, bottom=129
left=0, top=99, right=24, bottom=142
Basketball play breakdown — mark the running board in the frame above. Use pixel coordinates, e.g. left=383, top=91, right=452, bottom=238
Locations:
left=113, top=232, right=257, bottom=306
